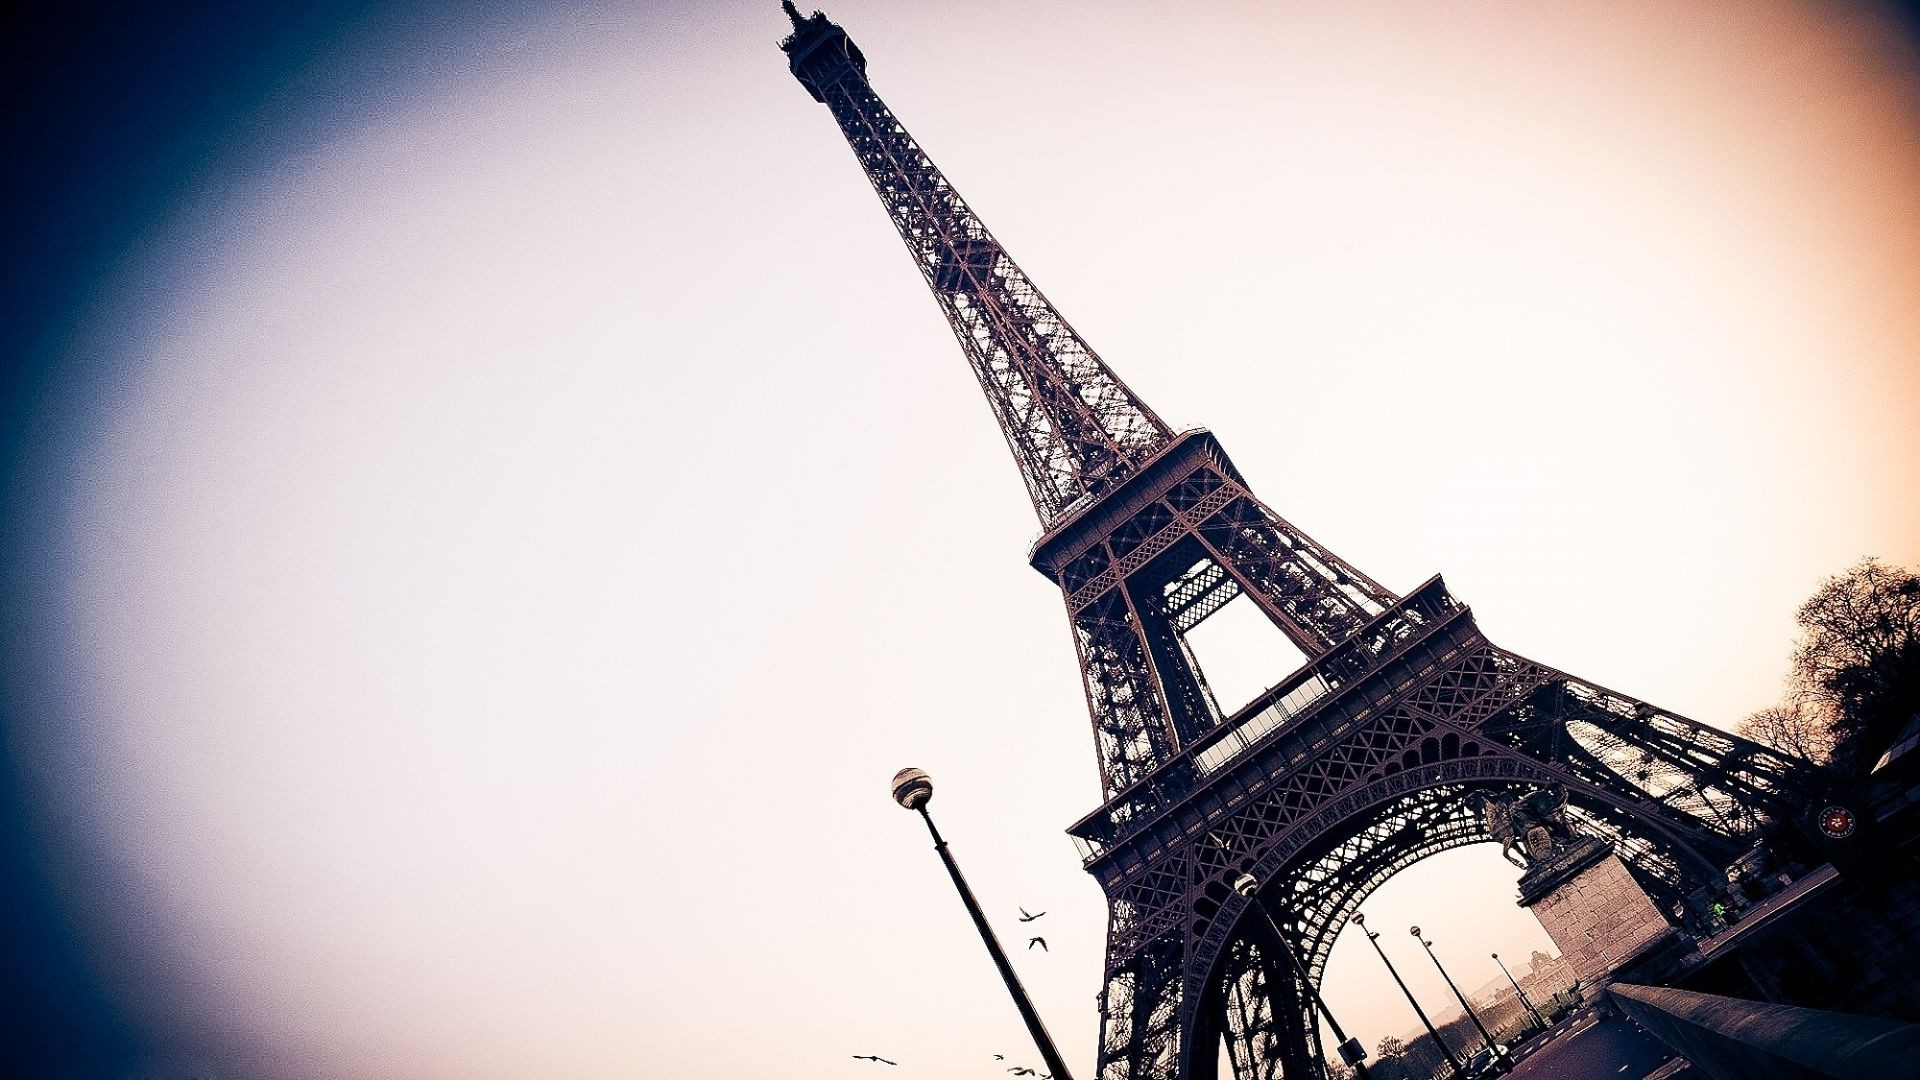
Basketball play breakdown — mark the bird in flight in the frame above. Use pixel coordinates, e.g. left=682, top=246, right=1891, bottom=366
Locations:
left=993, top=1055, right=1005, bottom=1061
left=1008, top=1068, right=1038, bottom=1076
left=1027, top=936, right=1048, bottom=951
left=1018, top=907, right=1045, bottom=922
left=851, top=1054, right=897, bottom=1066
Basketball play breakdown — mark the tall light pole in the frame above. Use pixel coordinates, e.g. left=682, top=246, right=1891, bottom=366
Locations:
left=891, top=768, right=1074, bottom=1080
left=1351, top=913, right=1465, bottom=1078
left=1234, top=874, right=1373, bottom=1080
left=1492, top=952, right=1547, bottom=1033
left=1411, top=927, right=1508, bottom=1066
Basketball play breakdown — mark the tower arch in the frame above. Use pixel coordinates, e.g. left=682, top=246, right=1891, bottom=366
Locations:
left=1180, top=755, right=1728, bottom=1079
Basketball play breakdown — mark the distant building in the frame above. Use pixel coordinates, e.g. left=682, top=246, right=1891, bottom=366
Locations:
left=1520, top=952, right=1575, bottom=1003
left=1468, top=974, right=1508, bottom=1009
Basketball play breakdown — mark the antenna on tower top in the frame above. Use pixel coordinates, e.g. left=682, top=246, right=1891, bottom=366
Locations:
left=781, top=1, right=807, bottom=32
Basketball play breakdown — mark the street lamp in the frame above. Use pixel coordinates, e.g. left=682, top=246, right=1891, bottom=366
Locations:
left=1351, top=913, right=1465, bottom=1078
left=1491, top=952, right=1547, bottom=1034
left=891, top=768, right=1074, bottom=1080
left=1233, top=874, right=1373, bottom=1080
left=1411, top=927, right=1508, bottom=1067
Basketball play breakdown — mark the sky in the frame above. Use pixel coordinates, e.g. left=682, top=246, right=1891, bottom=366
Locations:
left=2, top=0, right=1919, bottom=1077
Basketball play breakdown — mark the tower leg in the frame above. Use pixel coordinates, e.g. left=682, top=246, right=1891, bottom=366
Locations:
left=1097, top=938, right=1187, bottom=1080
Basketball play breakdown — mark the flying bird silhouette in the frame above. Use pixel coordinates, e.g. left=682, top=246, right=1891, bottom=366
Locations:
left=1018, top=907, right=1045, bottom=922
left=1008, top=1068, right=1037, bottom=1076
left=851, top=1054, right=898, bottom=1066
left=1027, top=936, right=1048, bottom=951
left=993, top=1054, right=1005, bottom=1061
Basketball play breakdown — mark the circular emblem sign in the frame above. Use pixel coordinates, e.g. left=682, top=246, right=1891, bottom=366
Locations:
left=1817, top=804, right=1857, bottom=840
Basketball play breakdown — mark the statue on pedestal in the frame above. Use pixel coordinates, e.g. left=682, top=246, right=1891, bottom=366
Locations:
left=1468, top=783, right=1578, bottom=869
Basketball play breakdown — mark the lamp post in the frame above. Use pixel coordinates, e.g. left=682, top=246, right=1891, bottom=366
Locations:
left=1492, top=952, right=1547, bottom=1033
left=891, top=768, right=1074, bottom=1080
left=1352, top=913, right=1465, bottom=1078
left=1411, top=927, right=1507, bottom=1066
left=1233, top=874, right=1373, bottom=1080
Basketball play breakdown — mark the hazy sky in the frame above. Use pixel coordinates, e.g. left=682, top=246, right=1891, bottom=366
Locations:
left=5, top=1, right=1920, bottom=1077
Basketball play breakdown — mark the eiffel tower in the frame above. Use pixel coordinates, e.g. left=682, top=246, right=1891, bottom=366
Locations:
left=778, top=7, right=1818, bottom=1077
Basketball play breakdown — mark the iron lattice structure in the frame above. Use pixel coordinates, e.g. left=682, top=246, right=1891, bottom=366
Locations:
left=780, top=8, right=1823, bottom=1078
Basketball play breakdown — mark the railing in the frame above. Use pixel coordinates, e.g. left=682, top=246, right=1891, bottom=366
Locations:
left=1193, top=675, right=1331, bottom=775
left=1609, top=983, right=1920, bottom=1080
left=1065, top=575, right=1465, bottom=865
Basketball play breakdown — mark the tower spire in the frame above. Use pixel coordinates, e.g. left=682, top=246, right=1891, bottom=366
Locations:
left=781, top=7, right=1172, bottom=525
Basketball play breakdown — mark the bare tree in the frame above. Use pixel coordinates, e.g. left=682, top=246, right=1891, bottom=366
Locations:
left=1365, top=1035, right=1410, bottom=1080
left=1763, top=557, right=1920, bottom=776
left=1738, top=698, right=1835, bottom=764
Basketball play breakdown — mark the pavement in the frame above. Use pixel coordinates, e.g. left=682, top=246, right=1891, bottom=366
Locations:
left=1685, top=864, right=1837, bottom=965
left=1499, top=1010, right=1689, bottom=1080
